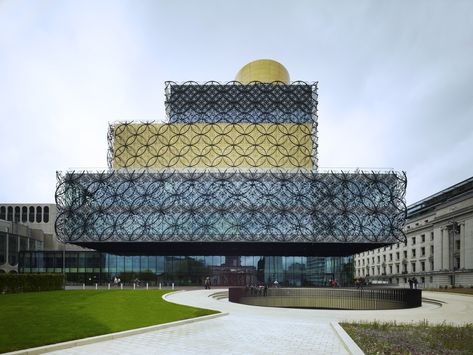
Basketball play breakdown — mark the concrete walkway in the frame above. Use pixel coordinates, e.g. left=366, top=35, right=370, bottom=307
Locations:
left=45, top=289, right=473, bottom=355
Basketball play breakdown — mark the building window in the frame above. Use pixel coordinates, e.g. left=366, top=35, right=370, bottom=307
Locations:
left=412, top=249, right=416, bottom=258
left=0, top=206, right=5, bottom=220
left=29, top=206, right=35, bottom=222
left=43, top=206, right=49, bottom=223
left=22, top=206, right=27, bottom=223
left=396, top=264, right=400, bottom=273
left=431, top=232, right=434, bottom=241
left=455, top=240, right=460, bottom=250
left=412, top=237, right=416, bottom=245
left=430, top=245, right=434, bottom=255
left=411, top=262, right=416, bottom=273
left=403, top=251, right=407, bottom=258
left=421, top=247, right=425, bottom=256
left=8, top=235, right=18, bottom=265
left=383, top=255, right=386, bottom=262
left=377, top=256, right=380, bottom=263
left=14, top=206, right=20, bottom=222
left=389, top=254, right=393, bottom=261
left=455, top=258, right=460, bottom=270
left=421, top=261, right=425, bottom=271
left=7, top=206, right=13, bottom=221
left=36, top=206, right=42, bottom=223
left=389, top=265, right=393, bottom=274
left=396, top=252, right=400, bottom=260
left=421, top=234, right=425, bottom=243
left=421, top=276, right=425, bottom=284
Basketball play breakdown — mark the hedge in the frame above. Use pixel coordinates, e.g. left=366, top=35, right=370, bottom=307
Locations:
left=0, top=274, right=65, bottom=294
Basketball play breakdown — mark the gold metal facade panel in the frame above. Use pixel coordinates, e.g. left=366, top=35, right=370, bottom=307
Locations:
left=112, top=123, right=313, bottom=169
left=235, top=59, right=290, bottom=84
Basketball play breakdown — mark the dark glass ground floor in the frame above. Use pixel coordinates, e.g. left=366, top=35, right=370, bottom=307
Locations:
left=19, top=251, right=354, bottom=287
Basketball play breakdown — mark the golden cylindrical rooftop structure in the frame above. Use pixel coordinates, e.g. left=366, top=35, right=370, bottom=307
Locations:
left=235, top=59, right=290, bottom=84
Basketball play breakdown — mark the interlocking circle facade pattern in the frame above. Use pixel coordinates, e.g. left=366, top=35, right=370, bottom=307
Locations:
left=55, top=79, right=407, bottom=248
left=55, top=170, right=407, bottom=244
left=108, top=122, right=314, bottom=169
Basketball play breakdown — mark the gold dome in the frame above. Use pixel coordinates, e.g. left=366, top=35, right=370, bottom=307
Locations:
left=235, top=59, right=290, bottom=84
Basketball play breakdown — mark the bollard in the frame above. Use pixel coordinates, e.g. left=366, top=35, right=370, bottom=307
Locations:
left=133, top=283, right=136, bottom=290
left=120, top=283, right=123, bottom=290
left=146, top=283, right=149, bottom=290
left=159, top=282, right=162, bottom=290
left=95, top=283, right=98, bottom=290
left=82, top=283, right=85, bottom=290
left=108, top=283, right=110, bottom=290
left=172, top=283, right=174, bottom=290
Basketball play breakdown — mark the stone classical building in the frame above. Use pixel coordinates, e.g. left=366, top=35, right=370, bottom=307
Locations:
left=0, top=203, right=85, bottom=273
left=354, top=176, right=473, bottom=288
left=0, top=204, right=56, bottom=273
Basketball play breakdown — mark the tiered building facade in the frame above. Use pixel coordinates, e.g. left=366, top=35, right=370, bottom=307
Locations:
left=18, top=60, right=407, bottom=286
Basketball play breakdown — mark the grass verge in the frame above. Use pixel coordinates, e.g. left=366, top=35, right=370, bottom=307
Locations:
left=0, top=290, right=218, bottom=353
left=341, top=321, right=473, bottom=355
left=425, top=288, right=473, bottom=296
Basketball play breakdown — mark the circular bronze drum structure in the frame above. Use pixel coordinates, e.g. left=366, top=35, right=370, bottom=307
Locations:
left=229, top=287, right=422, bottom=310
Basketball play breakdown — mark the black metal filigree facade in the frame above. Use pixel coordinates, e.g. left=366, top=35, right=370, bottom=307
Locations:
left=55, top=170, right=406, bottom=243
left=56, top=79, right=407, bottom=250
left=108, top=81, right=319, bottom=170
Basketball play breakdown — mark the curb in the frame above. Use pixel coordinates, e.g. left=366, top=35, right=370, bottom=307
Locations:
left=422, top=297, right=445, bottom=306
left=330, top=322, right=365, bottom=355
left=7, top=305, right=227, bottom=354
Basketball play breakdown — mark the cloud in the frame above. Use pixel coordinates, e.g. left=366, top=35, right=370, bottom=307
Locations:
left=0, top=0, right=472, bottom=205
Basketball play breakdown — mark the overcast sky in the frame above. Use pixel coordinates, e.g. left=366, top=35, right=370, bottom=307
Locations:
left=0, top=0, right=472, bottom=205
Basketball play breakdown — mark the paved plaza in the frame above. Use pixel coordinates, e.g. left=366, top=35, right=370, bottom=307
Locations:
left=43, top=289, right=473, bottom=355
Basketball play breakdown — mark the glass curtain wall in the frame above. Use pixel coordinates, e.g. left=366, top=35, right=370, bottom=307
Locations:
left=19, top=251, right=354, bottom=287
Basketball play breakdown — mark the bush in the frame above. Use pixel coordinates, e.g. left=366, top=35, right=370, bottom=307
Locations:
left=0, top=274, right=64, bottom=294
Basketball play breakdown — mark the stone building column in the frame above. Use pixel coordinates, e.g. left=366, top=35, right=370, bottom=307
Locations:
left=464, top=218, right=473, bottom=270
left=442, top=227, right=450, bottom=270
left=433, top=227, right=443, bottom=272
left=460, top=222, right=465, bottom=269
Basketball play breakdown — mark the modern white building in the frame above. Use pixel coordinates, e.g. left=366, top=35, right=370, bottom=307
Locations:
left=354, top=177, right=473, bottom=288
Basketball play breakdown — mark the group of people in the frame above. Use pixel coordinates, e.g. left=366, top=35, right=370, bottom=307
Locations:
left=328, top=279, right=338, bottom=288
left=245, top=283, right=268, bottom=296
left=113, top=276, right=121, bottom=286
left=354, top=277, right=367, bottom=289
left=408, top=277, right=419, bottom=289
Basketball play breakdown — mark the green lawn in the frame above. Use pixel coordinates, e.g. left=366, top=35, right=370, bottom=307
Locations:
left=425, top=288, right=473, bottom=296
left=0, top=290, right=218, bottom=353
left=341, top=321, right=473, bottom=355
